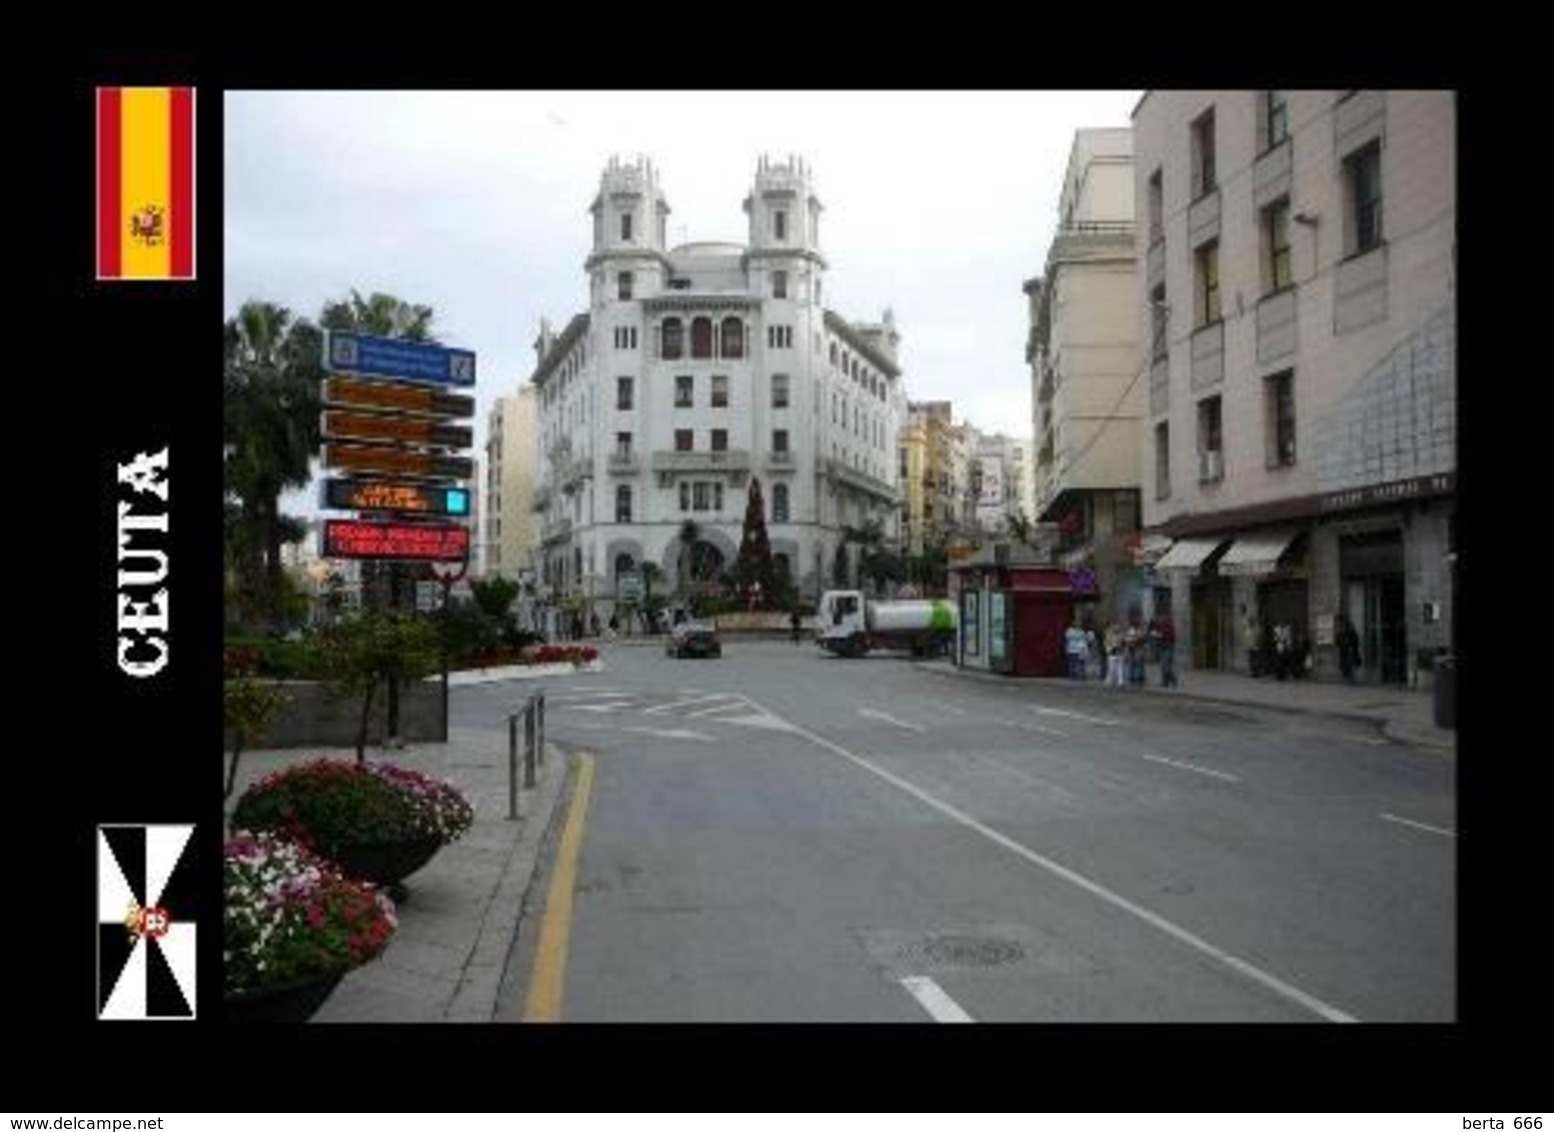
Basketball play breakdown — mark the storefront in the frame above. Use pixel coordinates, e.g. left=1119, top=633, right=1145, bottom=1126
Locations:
left=953, top=545, right=1074, bottom=678
left=1154, top=537, right=1232, bottom=670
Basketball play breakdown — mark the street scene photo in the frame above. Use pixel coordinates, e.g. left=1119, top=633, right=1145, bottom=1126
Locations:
left=222, top=90, right=1456, bottom=1023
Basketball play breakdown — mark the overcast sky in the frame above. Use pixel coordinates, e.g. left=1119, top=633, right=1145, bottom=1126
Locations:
left=225, top=90, right=1140, bottom=500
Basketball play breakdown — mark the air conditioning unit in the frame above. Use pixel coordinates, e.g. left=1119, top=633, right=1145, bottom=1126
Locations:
left=1198, top=449, right=1224, bottom=483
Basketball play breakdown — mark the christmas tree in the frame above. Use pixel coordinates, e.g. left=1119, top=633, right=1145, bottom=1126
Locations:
left=734, top=476, right=775, bottom=608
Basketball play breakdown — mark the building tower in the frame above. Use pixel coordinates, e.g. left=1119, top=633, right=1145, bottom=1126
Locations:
left=586, top=155, right=671, bottom=309
left=744, top=154, right=826, bottom=308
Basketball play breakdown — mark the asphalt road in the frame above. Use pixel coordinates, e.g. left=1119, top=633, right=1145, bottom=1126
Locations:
left=465, top=637, right=1454, bottom=1023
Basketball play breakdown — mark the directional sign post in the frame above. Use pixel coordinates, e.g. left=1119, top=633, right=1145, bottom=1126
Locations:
left=325, top=331, right=476, bottom=387
left=322, top=479, right=470, bottom=518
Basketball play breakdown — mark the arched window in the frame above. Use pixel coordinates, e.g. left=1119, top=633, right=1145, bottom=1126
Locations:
left=721, top=317, right=744, bottom=359
left=772, top=483, right=790, bottom=523
left=661, top=318, right=684, bottom=359
left=615, top=552, right=635, bottom=579
left=691, top=317, right=713, bottom=359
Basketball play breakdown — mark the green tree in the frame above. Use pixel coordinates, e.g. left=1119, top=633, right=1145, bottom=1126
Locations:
left=224, top=301, right=325, bottom=631
left=734, top=477, right=775, bottom=606
left=320, top=289, right=436, bottom=341
left=324, top=613, right=441, bottom=764
left=471, top=576, right=520, bottom=623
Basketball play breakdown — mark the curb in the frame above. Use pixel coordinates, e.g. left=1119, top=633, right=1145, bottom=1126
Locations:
left=911, top=658, right=1446, bottom=741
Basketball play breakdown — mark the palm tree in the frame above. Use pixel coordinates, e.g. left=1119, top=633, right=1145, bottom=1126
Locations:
left=320, top=290, right=436, bottom=341
left=224, top=301, right=324, bottom=630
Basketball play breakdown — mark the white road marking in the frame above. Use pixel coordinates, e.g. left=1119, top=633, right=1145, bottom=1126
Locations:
left=723, top=713, right=799, bottom=733
left=859, top=708, right=925, bottom=733
left=1141, top=754, right=1241, bottom=783
left=898, top=975, right=974, bottom=1023
left=1031, top=705, right=1122, bottom=727
left=644, top=694, right=732, bottom=715
left=567, top=702, right=635, bottom=714
left=1379, top=813, right=1456, bottom=838
left=926, top=699, right=967, bottom=715
left=747, top=695, right=1360, bottom=1024
left=998, top=719, right=1069, bottom=737
left=621, top=726, right=714, bottom=742
left=684, top=699, right=753, bottom=718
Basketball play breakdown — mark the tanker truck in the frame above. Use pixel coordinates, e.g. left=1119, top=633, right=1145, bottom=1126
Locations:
left=816, top=589, right=957, bottom=658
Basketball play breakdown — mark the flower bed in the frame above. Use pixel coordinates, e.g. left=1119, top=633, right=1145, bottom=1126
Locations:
left=223, top=831, right=397, bottom=998
left=231, top=758, right=476, bottom=856
left=521, top=644, right=599, bottom=668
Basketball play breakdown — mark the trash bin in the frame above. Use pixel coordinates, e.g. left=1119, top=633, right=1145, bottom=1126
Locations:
left=1433, top=654, right=1456, bottom=729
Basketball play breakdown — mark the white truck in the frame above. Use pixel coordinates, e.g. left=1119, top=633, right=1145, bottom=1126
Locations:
left=816, top=589, right=957, bottom=658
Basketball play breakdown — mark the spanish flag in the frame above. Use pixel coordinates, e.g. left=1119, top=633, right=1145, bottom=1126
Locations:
left=97, top=87, right=195, bottom=281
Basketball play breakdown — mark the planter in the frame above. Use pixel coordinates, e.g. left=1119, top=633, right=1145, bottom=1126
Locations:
left=225, top=971, right=344, bottom=1024
left=325, top=837, right=443, bottom=900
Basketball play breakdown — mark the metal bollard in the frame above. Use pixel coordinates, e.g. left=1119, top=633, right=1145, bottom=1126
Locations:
left=535, top=691, right=546, bottom=767
left=507, top=710, right=520, bottom=820
left=522, top=697, right=537, bottom=789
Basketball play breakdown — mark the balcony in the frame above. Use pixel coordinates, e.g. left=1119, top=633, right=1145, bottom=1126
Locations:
left=1046, top=220, right=1135, bottom=268
left=541, top=517, right=573, bottom=545
left=1190, top=320, right=1225, bottom=391
left=766, top=449, right=795, bottom=471
left=607, top=451, right=640, bottom=475
left=1197, top=449, right=1224, bottom=484
left=530, top=484, right=553, bottom=513
left=650, top=448, right=751, bottom=474
left=824, top=458, right=899, bottom=506
left=561, top=456, right=594, bottom=491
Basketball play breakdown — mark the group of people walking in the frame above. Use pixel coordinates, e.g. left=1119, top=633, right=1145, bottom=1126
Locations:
left=1064, top=615, right=1177, bottom=688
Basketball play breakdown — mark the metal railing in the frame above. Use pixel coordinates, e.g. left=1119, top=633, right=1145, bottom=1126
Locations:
left=506, top=690, right=547, bottom=820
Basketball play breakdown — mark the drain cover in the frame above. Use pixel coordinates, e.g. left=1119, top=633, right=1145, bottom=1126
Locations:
left=920, top=934, right=1025, bottom=968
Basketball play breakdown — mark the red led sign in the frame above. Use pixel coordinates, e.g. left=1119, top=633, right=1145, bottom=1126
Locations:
left=323, top=519, right=471, bottom=562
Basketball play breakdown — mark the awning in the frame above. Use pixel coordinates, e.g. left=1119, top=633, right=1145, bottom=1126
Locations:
left=1155, top=537, right=1230, bottom=573
left=1219, top=528, right=1300, bottom=576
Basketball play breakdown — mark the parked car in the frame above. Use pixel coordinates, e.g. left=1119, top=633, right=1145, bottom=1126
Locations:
left=665, top=620, right=722, bottom=659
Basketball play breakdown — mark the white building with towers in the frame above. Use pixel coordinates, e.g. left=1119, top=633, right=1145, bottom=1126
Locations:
left=530, top=155, right=906, bottom=614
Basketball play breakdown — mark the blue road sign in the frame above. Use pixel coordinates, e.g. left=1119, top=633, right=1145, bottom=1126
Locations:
left=325, top=330, right=476, bottom=387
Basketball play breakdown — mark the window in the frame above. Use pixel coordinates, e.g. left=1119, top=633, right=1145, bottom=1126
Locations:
left=829, top=342, right=838, bottom=366
left=772, top=270, right=788, bottom=299
left=661, top=318, right=684, bottom=359
left=1191, top=108, right=1217, bottom=197
left=773, top=428, right=790, bottom=453
left=615, top=431, right=632, bottom=456
left=711, top=428, right=728, bottom=452
left=693, top=482, right=711, bottom=512
left=772, top=483, right=789, bottom=523
left=691, top=317, right=713, bottom=359
left=615, top=552, right=635, bottom=580
left=768, top=325, right=792, bottom=349
left=618, top=271, right=634, bottom=301
left=771, top=373, right=790, bottom=408
left=1197, top=396, right=1223, bottom=482
left=711, top=374, right=728, bottom=408
left=675, top=375, right=693, bottom=408
left=616, top=376, right=633, bottom=410
left=774, top=209, right=787, bottom=241
left=1150, top=283, right=1168, bottom=359
left=1264, top=90, right=1289, bottom=150
left=1196, top=241, right=1221, bottom=326
left=679, top=482, right=691, bottom=511
left=1260, top=199, right=1293, bottom=294
left=714, top=483, right=724, bottom=511
left=1346, top=142, right=1384, bottom=255
left=616, top=484, right=632, bottom=523
left=721, top=317, right=744, bottom=359
left=1267, top=370, right=1297, bottom=467
left=1155, top=421, right=1170, bottom=500
left=1147, top=168, right=1164, bottom=243
left=620, top=212, right=633, bottom=242
left=613, top=326, right=637, bottom=349
left=675, top=429, right=693, bottom=452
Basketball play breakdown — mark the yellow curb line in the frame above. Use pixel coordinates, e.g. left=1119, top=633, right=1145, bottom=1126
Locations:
left=522, top=750, right=595, bottom=1022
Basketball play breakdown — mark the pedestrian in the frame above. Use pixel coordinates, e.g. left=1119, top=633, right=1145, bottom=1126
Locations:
left=1104, top=622, right=1125, bottom=687
left=1337, top=613, right=1360, bottom=683
left=790, top=605, right=803, bottom=644
left=1125, top=618, right=1146, bottom=686
left=1086, top=625, right=1102, bottom=680
left=606, top=612, right=619, bottom=642
left=1151, top=615, right=1177, bottom=687
left=1273, top=622, right=1293, bottom=680
left=590, top=610, right=602, bottom=638
left=1245, top=611, right=1264, bottom=678
left=1065, top=620, right=1088, bottom=680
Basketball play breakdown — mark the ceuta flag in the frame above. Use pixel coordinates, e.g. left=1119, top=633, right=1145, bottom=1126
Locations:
left=97, top=87, right=195, bottom=281
left=98, top=824, right=198, bottom=1019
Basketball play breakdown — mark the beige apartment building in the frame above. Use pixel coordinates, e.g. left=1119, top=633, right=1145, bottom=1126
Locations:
left=1027, top=127, right=1143, bottom=627
left=481, top=387, right=539, bottom=580
left=1136, top=91, right=1455, bottom=685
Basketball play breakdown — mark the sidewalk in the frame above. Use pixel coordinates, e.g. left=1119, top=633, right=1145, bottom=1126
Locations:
left=224, top=725, right=571, bottom=1022
left=915, top=658, right=1455, bottom=753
